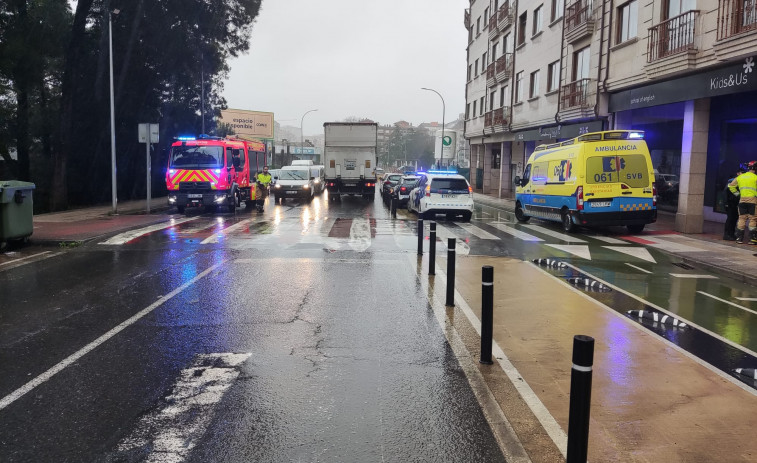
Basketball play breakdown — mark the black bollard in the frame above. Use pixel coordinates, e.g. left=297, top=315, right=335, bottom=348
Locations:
left=429, top=221, right=436, bottom=276
left=446, top=238, right=456, bottom=306
left=417, top=219, right=424, bottom=255
left=566, top=335, right=595, bottom=463
left=391, top=197, right=397, bottom=218
left=480, top=266, right=494, bottom=365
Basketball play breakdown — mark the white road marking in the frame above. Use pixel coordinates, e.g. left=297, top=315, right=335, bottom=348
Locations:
left=201, top=219, right=253, bottom=244
left=116, top=353, right=251, bottom=462
left=590, top=235, right=628, bottom=244
left=0, top=261, right=225, bottom=411
left=99, top=217, right=197, bottom=245
left=736, top=297, right=757, bottom=301
left=697, top=291, right=757, bottom=316
left=603, top=246, right=657, bottom=263
left=670, top=273, right=718, bottom=279
left=0, top=251, right=52, bottom=267
left=522, top=225, right=587, bottom=243
left=489, top=223, right=543, bottom=242
left=349, top=217, right=371, bottom=252
left=625, top=263, right=653, bottom=274
left=545, top=244, right=592, bottom=260
left=433, top=223, right=471, bottom=255
left=457, top=223, right=500, bottom=240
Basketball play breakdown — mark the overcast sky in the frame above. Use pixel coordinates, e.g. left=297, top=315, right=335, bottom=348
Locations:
left=223, top=0, right=469, bottom=136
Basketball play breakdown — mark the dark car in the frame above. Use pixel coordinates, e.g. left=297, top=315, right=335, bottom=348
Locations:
left=380, top=173, right=403, bottom=202
left=389, top=175, right=420, bottom=206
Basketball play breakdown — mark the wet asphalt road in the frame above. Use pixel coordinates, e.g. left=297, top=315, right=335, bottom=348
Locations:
left=2, top=190, right=757, bottom=461
left=0, top=194, right=506, bottom=462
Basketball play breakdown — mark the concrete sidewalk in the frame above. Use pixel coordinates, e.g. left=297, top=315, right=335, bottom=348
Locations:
left=473, top=192, right=757, bottom=287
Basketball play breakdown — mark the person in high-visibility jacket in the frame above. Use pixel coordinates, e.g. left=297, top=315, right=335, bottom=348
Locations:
left=255, top=166, right=272, bottom=203
left=728, top=161, right=757, bottom=243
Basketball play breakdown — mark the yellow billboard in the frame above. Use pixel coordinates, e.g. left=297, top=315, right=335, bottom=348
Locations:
left=218, top=109, right=274, bottom=139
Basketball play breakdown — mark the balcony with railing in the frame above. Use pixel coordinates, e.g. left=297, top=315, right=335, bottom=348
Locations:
left=495, top=53, right=513, bottom=82
left=488, top=13, right=499, bottom=39
left=564, top=0, right=594, bottom=43
left=486, top=63, right=496, bottom=87
left=484, top=106, right=511, bottom=134
left=647, top=10, right=699, bottom=62
left=717, top=0, right=757, bottom=40
left=464, top=8, right=471, bottom=29
left=497, top=1, right=513, bottom=30
left=560, top=78, right=593, bottom=110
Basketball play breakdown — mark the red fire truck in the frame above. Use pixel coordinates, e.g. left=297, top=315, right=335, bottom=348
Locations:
left=166, top=135, right=267, bottom=213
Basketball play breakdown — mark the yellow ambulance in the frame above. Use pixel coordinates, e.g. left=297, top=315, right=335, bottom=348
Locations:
left=514, top=130, right=656, bottom=233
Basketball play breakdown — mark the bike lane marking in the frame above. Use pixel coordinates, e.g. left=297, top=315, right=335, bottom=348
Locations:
left=0, top=260, right=226, bottom=411
left=99, top=217, right=198, bottom=245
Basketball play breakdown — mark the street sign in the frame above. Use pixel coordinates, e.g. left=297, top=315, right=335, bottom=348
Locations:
left=442, top=136, right=452, bottom=146
left=138, top=123, right=159, bottom=143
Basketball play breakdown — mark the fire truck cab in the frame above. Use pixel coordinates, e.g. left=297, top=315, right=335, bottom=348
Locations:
left=166, top=135, right=267, bottom=213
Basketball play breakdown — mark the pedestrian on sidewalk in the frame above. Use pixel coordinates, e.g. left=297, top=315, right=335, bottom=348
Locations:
left=724, top=167, right=744, bottom=240
left=728, top=161, right=757, bottom=244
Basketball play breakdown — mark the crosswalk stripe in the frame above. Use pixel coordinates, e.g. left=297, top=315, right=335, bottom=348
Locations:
left=697, top=291, right=757, bottom=316
left=457, top=223, right=499, bottom=240
left=99, top=217, right=197, bottom=245
left=625, top=263, right=653, bottom=274
left=349, top=217, right=371, bottom=252
left=489, top=223, right=544, bottom=241
left=603, top=246, right=656, bottom=263
left=201, top=219, right=253, bottom=244
left=545, top=244, right=592, bottom=260
left=433, top=223, right=470, bottom=255
left=522, top=225, right=587, bottom=243
left=590, top=235, right=628, bottom=244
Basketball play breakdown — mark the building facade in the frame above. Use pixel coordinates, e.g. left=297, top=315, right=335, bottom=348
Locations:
left=464, top=0, right=757, bottom=233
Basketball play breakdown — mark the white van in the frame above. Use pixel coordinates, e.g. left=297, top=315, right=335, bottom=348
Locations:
left=310, top=165, right=325, bottom=194
left=291, top=160, right=314, bottom=167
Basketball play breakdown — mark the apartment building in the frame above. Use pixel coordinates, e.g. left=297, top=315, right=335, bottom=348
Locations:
left=464, top=0, right=757, bottom=233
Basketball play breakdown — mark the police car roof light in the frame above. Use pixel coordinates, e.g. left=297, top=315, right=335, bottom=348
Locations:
left=427, top=169, right=458, bottom=175
left=176, top=136, right=196, bottom=141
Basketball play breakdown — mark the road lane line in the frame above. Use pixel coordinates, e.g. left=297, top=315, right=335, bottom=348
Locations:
left=697, top=291, right=757, bottom=316
left=0, top=261, right=226, bottom=412
left=115, top=353, right=250, bottom=461
left=489, top=223, right=544, bottom=242
left=625, top=263, right=653, bottom=274
left=736, top=297, right=757, bottom=301
left=99, top=217, right=197, bottom=245
left=670, top=273, right=718, bottom=279
left=0, top=251, right=52, bottom=267
left=522, top=225, right=587, bottom=243
left=201, top=218, right=253, bottom=244
left=457, top=223, right=500, bottom=240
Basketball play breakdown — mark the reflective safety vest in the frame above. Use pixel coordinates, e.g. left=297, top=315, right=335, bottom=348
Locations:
left=730, top=171, right=757, bottom=199
left=257, top=173, right=272, bottom=187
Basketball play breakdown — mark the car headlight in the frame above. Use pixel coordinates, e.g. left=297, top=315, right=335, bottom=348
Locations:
left=275, top=184, right=281, bottom=189
left=303, top=184, right=310, bottom=189
left=214, top=195, right=226, bottom=203
left=168, top=196, right=176, bottom=203
left=314, top=179, right=320, bottom=184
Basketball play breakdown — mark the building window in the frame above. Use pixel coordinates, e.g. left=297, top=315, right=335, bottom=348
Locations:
left=475, top=59, right=479, bottom=76
left=495, top=0, right=499, bottom=9
left=479, top=97, right=485, bottom=115
left=484, top=7, right=489, bottom=22
left=547, top=61, right=560, bottom=92
left=492, top=151, right=501, bottom=169
left=572, top=46, right=590, bottom=81
left=490, top=91, right=496, bottom=110
left=667, top=0, right=696, bottom=18
left=515, top=71, right=524, bottom=103
left=477, top=16, right=481, bottom=35
left=500, top=85, right=508, bottom=107
left=473, top=100, right=477, bottom=117
left=466, top=103, right=471, bottom=119
left=551, top=0, right=564, bottom=22
left=468, top=64, right=472, bottom=81
left=518, top=13, right=527, bottom=45
left=483, top=51, right=488, bottom=66
left=617, top=1, right=638, bottom=43
left=503, top=33, right=512, bottom=53
left=492, top=43, right=498, bottom=59
left=533, top=5, right=543, bottom=35
left=529, top=70, right=540, bottom=98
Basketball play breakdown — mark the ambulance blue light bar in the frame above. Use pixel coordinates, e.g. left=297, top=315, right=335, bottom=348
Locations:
left=628, top=132, right=644, bottom=139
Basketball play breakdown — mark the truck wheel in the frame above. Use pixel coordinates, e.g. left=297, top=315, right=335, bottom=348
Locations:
left=561, top=209, right=574, bottom=233
left=515, top=202, right=530, bottom=223
left=177, top=205, right=186, bottom=214
left=462, top=211, right=472, bottom=222
left=245, top=200, right=254, bottom=210
left=627, top=224, right=645, bottom=234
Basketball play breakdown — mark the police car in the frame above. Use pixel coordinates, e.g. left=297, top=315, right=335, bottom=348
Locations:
left=407, top=170, right=474, bottom=221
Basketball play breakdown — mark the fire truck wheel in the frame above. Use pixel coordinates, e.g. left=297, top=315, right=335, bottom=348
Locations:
left=177, top=205, right=185, bottom=214
left=245, top=200, right=254, bottom=210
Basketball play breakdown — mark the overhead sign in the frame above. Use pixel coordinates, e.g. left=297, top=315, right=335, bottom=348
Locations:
left=514, top=120, right=604, bottom=141
left=218, top=109, right=274, bottom=139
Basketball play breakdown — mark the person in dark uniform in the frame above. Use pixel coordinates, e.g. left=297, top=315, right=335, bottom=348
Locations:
left=724, top=166, right=745, bottom=240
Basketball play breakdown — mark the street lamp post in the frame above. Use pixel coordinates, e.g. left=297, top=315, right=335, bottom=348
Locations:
left=301, top=109, right=318, bottom=161
left=109, top=9, right=120, bottom=214
left=421, top=87, right=445, bottom=167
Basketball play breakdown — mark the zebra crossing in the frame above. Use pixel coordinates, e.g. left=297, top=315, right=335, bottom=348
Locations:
left=97, top=215, right=714, bottom=263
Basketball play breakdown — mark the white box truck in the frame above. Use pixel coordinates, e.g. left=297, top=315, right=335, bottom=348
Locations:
left=324, top=122, right=378, bottom=200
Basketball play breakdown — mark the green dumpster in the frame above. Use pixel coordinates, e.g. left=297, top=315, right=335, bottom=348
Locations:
left=0, top=180, right=36, bottom=248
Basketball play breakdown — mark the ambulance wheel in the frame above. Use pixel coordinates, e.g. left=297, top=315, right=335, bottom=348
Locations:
left=515, top=202, right=530, bottom=223
left=627, top=224, right=645, bottom=234
left=561, top=209, right=574, bottom=233
left=177, top=205, right=185, bottom=214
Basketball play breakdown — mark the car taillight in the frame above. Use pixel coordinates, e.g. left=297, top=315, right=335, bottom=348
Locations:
left=425, top=185, right=431, bottom=197
left=576, top=186, right=584, bottom=211
left=653, top=183, right=657, bottom=206
left=400, top=187, right=406, bottom=192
